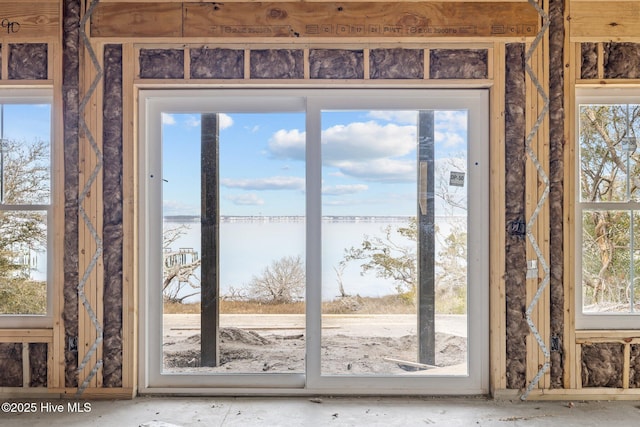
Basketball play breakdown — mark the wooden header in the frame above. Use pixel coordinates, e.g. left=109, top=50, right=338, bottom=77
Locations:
left=571, top=1, right=640, bottom=41
left=0, top=3, right=59, bottom=39
left=91, top=2, right=539, bottom=38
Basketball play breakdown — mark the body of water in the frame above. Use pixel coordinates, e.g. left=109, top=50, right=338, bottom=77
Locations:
left=163, top=216, right=464, bottom=303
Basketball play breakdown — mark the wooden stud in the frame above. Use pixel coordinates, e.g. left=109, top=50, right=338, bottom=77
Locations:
left=303, top=48, right=310, bottom=80
left=489, top=41, right=507, bottom=393
left=576, top=343, right=582, bottom=389
left=597, top=42, right=604, bottom=80
left=566, top=41, right=578, bottom=390
left=363, top=48, right=370, bottom=80
left=22, top=343, right=29, bottom=389
left=623, top=343, right=630, bottom=389
left=244, top=48, right=250, bottom=79
left=424, top=48, right=430, bottom=80
left=184, top=46, right=191, bottom=81
left=1, top=42, right=7, bottom=81
left=122, top=41, right=136, bottom=391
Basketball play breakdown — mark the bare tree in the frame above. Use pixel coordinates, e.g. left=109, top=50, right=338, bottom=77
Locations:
left=247, top=255, right=305, bottom=304
left=0, top=138, right=49, bottom=314
left=162, top=224, right=201, bottom=303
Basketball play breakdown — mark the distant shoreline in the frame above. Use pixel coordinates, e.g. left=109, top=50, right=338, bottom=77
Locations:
left=164, top=215, right=418, bottom=223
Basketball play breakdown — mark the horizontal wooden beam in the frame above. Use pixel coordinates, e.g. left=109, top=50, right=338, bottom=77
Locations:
left=0, top=329, right=53, bottom=342
left=570, top=1, right=640, bottom=41
left=0, top=3, right=59, bottom=39
left=91, top=3, right=183, bottom=38
left=91, top=2, right=539, bottom=38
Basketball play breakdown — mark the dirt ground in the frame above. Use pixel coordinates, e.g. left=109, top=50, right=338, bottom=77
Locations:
left=162, top=314, right=468, bottom=375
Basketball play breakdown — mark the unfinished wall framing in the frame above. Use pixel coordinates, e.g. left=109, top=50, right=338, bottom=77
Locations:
left=0, top=0, right=639, bottom=400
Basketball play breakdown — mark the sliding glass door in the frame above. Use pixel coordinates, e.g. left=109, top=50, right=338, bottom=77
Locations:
left=140, top=89, right=489, bottom=394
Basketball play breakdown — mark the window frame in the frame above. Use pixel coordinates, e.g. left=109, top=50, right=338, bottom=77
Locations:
left=575, top=87, right=640, bottom=330
left=139, top=88, right=489, bottom=394
left=0, top=88, right=54, bottom=328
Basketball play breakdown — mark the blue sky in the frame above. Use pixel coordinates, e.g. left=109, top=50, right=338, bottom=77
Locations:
left=161, top=109, right=468, bottom=217
left=2, top=104, right=51, bottom=142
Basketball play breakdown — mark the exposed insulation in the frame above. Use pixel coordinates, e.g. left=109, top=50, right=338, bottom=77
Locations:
left=29, top=343, right=48, bottom=387
left=630, top=344, right=640, bottom=388
left=580, top=43, right=598, bottom=79
left=581, top=343, right=623, bottom=388
left=139, top=49, right=184, bottom=79
left=63, top=0, right=80, bottom=389
left=309, top=49, right=364, bottom=79
left=250, top=49, right=303, bottom=79
left=190, top=48, right=244, bottom=79
left=548, top=0, right=565, bottom=389
left=0, top=343, right=22, bottom=387
left=102, top=44, right=124, bottom=388
left=369, top=48, right=423, bottom=79
left=604, top=43, right=640, bottom=79
left=504, top=43, right=528, bottom=390
left=429, top=49, right=487, bottom=79
left=8, top=43, right=48, bottom=80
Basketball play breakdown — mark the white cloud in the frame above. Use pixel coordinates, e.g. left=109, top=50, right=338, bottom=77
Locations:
left=219, top=113, right=233, bottom=130
left=162, top=113, right=176, bottom=125
left=322, top=184, right=368, bottom=196
left=268, top=122, right=415, bottom=163
left=322, top=121, right=416, bottom=162
left=185, top=115, right=200, bottom=128
left=225, top=193, right=264, bottom=206
left=221, top=176, right=304, bottom=191
left=436, top=131, right=465, bottom=148
left=335, top=158, right=416, bottom=182
left=367, top=110, right=418, bottom=125
left=268, top=129, right=305, bottom=160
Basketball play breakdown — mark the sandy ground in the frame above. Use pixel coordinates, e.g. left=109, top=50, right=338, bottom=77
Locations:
left=163, top=314, right=468, bottom=376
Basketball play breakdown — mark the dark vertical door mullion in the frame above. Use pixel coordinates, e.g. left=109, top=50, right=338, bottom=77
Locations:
left=201, top=113, right=219, bottom=366
left=418, top=110, right=435, bottom=366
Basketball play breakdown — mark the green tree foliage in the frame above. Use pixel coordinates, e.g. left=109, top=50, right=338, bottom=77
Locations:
left=580, top=104, right=640, bottom=310
left=0, top=138, right=49, bottom=314
left=342, top=219, right=418, bottom=301
left=342, top=218, right=468, bottom=313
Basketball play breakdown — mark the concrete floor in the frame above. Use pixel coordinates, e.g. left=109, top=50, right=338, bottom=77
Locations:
left=1, top=396, right=639, bottom=426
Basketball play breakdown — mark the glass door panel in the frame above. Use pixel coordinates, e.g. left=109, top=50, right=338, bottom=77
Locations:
left=320, top=109, right=469, bottom=376
left=161, top=111, right=306, bottom=374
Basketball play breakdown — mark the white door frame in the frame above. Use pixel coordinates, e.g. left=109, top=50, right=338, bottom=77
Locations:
left=138, top=88, right=489, bottom=395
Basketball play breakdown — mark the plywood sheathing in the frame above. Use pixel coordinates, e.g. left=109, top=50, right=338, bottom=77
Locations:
left=102, top=44, right=124, bottom=388
left=190, top=48, right=244, bottom=79
left=603, top=43, right=640, bottom=79
left=370, top=49, right=424, bottom=79
left=28, top=343, right=47, bottom=387
left=309, top=49, right=364, bottom=79
left=580, top=43, right=598, bottom=80
left=0, top=343, right=22, bottom=387
left=429, top=49, right=487, bottom=79
left=581, top=343, right=623, bottom=388
left=630, top=344, right=640, bottom=388
left=8, top=44, right=48, bottom=80
left=249, top=49, right=304, bottom=79
left=548, top=0, right=565, bottom=389
left=62, top=0, right=80, bottom=389
left=504, top=43, right=528, bottom=390
left=139, top=49, right=184, bottom=79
